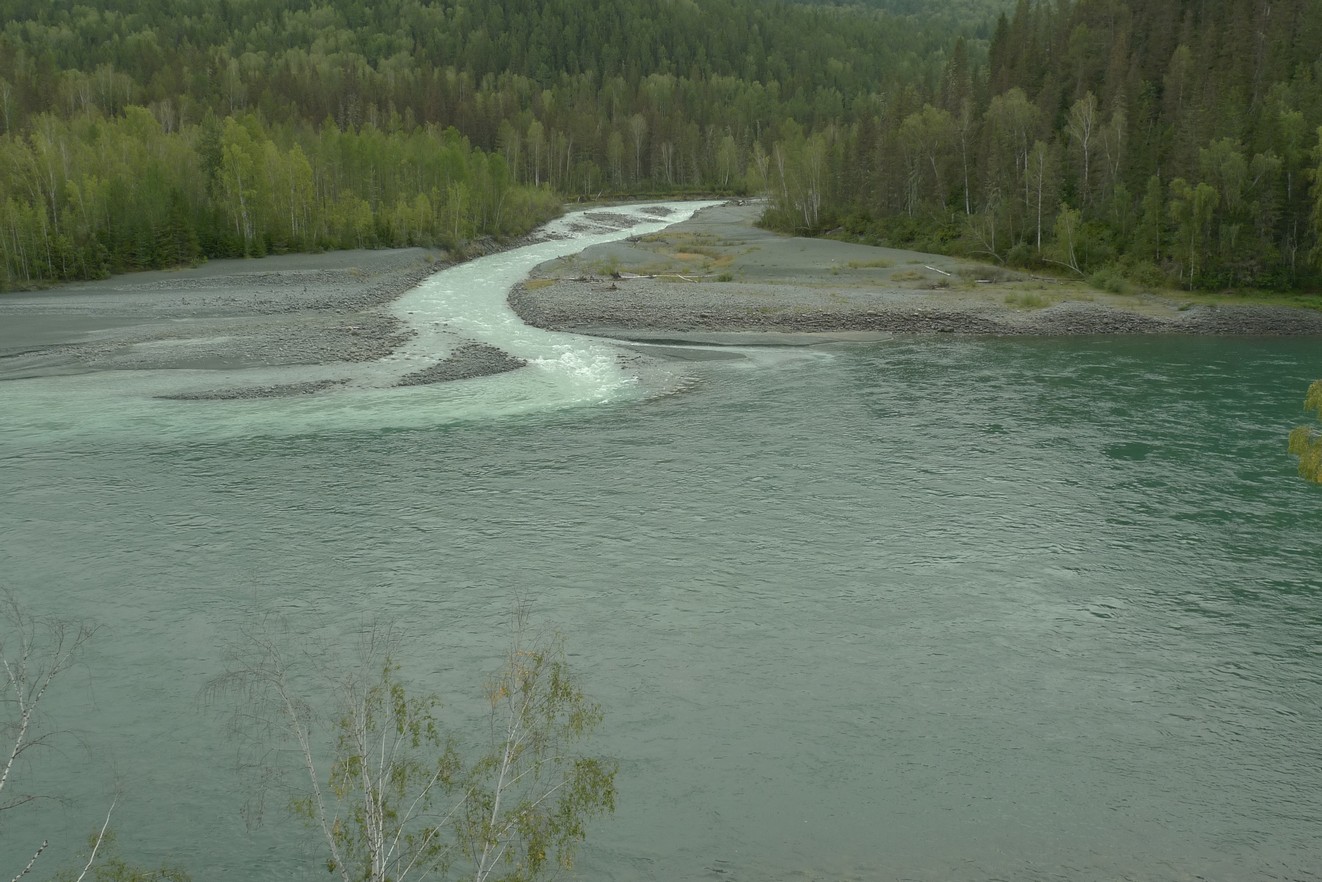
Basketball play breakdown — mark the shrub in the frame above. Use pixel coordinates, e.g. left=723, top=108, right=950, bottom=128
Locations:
left=1088, top=264, right=1133, bottom=295
left=1004, top=290, right=1050, bottom=308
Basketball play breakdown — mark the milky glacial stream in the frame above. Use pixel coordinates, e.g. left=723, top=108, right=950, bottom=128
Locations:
left=0, top=201, right=720, bottom=448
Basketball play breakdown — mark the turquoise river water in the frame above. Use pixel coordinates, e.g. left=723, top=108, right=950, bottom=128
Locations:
left=2, top=205, right=1322, bottom=881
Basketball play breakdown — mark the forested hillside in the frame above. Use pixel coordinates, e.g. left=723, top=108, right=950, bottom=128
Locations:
left=800, top=0, right=1013, bottom=30
left=788, top=0, right=1322, bottom=292
left=0, top=0, right=961, bottom=289
left=2, top=0, right=1320, bottom=293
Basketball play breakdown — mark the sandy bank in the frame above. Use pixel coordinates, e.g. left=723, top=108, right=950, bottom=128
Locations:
left=510, top=202, right=1322, bottom=341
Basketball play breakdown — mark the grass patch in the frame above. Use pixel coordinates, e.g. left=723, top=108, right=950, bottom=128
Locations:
left=891, top=269, right=926, bottom=282
left=588, top=256, right=621, bottom=276
left=846, top=258, right=894, bottom=269
left=645, top=231, right=719, bottom=248
left=673, top=244, right=726, bottom=259
left=631, top=262, right=677, bottom=276
left=523, top=278, right=556, bottom=291
left=1004, top=291, right=1051, bottom=309
left=1171, top=288, right=1322, bottom=311
left=669, top=246, right=731, bottom=267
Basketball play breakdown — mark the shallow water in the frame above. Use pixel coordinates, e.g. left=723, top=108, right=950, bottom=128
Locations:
left=2, top=210, right=1322, bottom=881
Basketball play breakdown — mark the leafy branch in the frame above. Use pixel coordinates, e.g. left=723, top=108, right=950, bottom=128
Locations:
left=205, top=613, right=616, bottom=882
left=1288, top=379, right=1322, bottom=483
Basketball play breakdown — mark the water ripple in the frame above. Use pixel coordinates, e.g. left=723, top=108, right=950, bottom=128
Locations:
left=2, top=317, right=1321, bottom=881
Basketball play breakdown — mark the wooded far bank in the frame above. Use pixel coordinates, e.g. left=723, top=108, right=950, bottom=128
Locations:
left=2, top=0, right=1321, bottom=297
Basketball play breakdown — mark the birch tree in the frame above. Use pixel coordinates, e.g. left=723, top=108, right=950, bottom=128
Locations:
left=1025, top=140, right=1058, bottom=252
left=215, top=118, right=261, bottom=253
left=1169, top=178, right=1219, bottom=288
left=1064, top=92, right=1097, bottom=207
left=984, top=88, right=1040, bottom=219
left=207, top=616, right=615, bottom=882
left=1311, top=126, right=1322, bottom=270
left=898, top=105, right=956, bottom=214
left=2, top=595, right=96, bottom=867
left=1, top=595, right=162, bottom=882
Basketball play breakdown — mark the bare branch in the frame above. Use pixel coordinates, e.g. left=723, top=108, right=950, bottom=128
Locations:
left=72, top=799, right=116, bottom=882
left=9, top=840, right=46, bottom=882
left=1, top=593, right=95, bottom=815
left=0, top=593, right=124, bottom=882
left=208, top=609, right=613, bottom=882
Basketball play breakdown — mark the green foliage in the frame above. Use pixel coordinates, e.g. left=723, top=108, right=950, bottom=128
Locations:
left=1312, top=127, right=1322, bottom=270
left=1124, top=261, right=1173, bottom=291
left=0, top=0, right=970, bottom=289
left=1004, top=290, right=1049, bottom=309
left=460, top=633, right=616, bottom=882
left=0, top=111, right=561, bottom=289
left=1168, top=178, right=1220, bottom=289
left=1087, top=264, right=1133, bottom=295
left=772, top=0, right=1322, bottom=294
left=54, top=831, right=191, bottom=882
left=311, top=655, right=463, bottom=882
left=1047, top=204, right=1084, bottom=274
left=1288, top=380, right=1322, bottom=483
left=208, top=619, right=616, bottom=882
left=1, top=0, right=1321, bottom=294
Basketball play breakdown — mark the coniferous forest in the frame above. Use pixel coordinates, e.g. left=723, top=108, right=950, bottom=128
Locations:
left=2, top=0, right=1321, bottom=294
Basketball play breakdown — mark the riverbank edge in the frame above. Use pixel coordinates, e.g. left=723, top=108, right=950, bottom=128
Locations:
left=7, top=200, right=1321, bottom=397
left=509, top=278, right=1322, bottom=341
left=508, top=201, right=1322, bottom=341
left=0, top=226, right=561, bottom=391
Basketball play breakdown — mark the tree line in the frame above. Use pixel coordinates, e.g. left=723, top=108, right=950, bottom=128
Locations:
left=0, top=108, right=561, bottom=287
left=763, top=0, right=1322, bottom=292
left=3, top=0, right=1321, bottom=294
left=0, top=0, right=977, bottom=289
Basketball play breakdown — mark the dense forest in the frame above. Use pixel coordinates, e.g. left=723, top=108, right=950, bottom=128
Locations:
left=2, top=0, right=1320, bottom=294
left=0, top=0, right=988, bottom=289
left=787, top=0, right=1322, bottom=293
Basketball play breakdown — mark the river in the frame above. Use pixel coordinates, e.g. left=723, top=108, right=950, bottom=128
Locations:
left=2, top=205, right=1321, bottom=881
